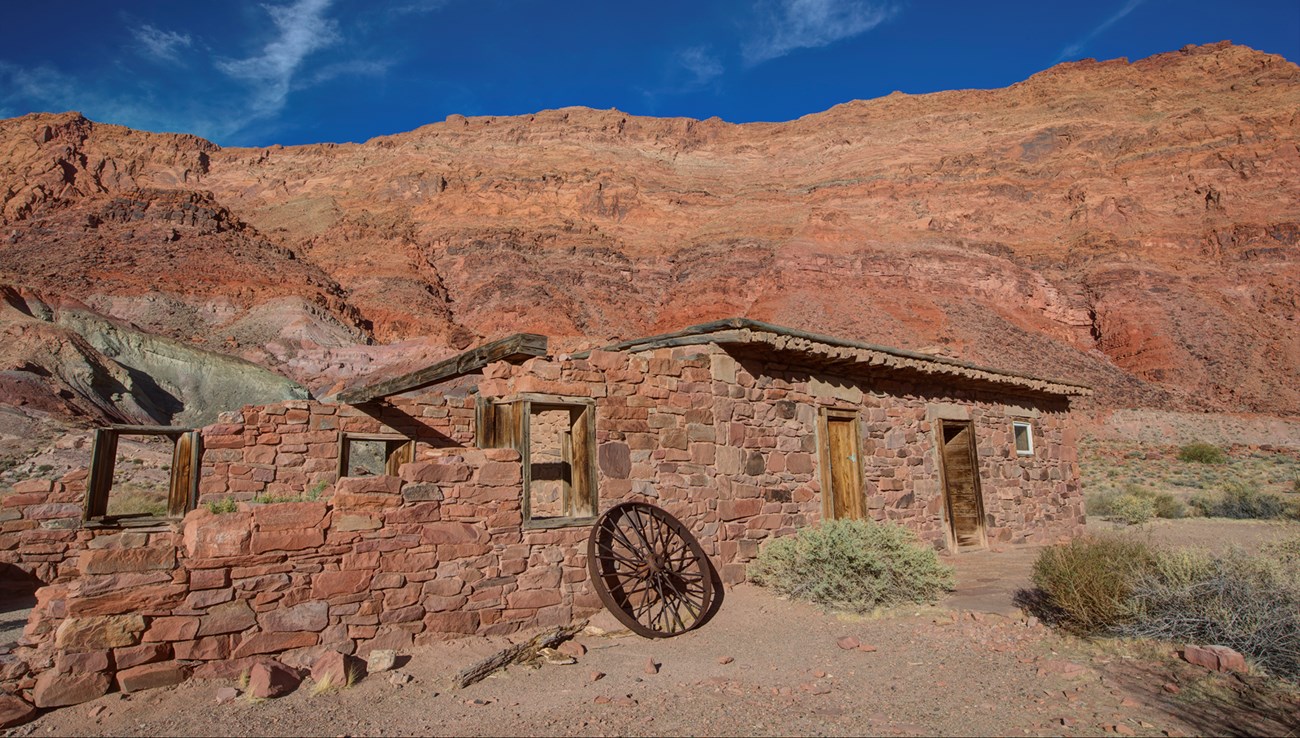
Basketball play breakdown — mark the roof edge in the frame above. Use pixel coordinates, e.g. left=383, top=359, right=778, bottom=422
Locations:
left=577, top=318, right=1093, bottom=397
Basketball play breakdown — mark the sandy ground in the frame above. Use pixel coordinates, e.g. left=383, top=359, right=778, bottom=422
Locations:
left=6, top=524, right=1298, bottom=738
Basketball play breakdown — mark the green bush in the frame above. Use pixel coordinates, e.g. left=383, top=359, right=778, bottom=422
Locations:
left=1086, top=485, right=1184, bottom=524
left=1030, top=536, right=1154, bottom=634
left=1190, top=482, right=1289, bottom=519
left=750, top=519, right=955, bottom=613
left=204, top=497, right=238, bottom=514
left=1178, top=442, right=1227, bottom=465
left=1109, top=494, right=1156, bottom=525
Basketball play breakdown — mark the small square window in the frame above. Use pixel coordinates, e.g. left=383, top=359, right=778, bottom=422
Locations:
left=339, top=434, right=414, bottom=477
left=1012, top=422, right=1034, bottom=456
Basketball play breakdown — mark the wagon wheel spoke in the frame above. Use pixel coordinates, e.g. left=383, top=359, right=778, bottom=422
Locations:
left=587, top=501, right=715, bottom=638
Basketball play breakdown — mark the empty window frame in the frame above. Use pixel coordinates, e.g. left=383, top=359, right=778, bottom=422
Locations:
left=480, top=395, right=597, bottom=527
left=1012, top=421, right=1034, bottom=456
left=85, top=425, right=202, bottom=524
left=338, top=434, right=415, bottom=478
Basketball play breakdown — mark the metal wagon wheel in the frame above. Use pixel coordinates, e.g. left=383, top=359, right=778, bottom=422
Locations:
left=586, top=501, right=714, bottom=638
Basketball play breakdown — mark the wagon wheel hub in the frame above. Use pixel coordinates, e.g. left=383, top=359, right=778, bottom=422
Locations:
left=586, top=501, right=715, bottom=639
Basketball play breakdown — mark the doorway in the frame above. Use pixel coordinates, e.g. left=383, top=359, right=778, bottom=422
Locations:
left=938, top=420, right=986, bottom=548
left=820, top=411, right=864, bottom=520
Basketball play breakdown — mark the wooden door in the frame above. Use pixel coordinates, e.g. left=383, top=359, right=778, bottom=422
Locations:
left=939, top=420, right=986, bottom=548
left=823, top=415, right=863, bottom=520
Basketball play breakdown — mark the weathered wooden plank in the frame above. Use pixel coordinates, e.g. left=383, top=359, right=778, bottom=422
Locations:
left=452, top=622, right=587, bottom=689
left=337, top=333, right=547, bottom=404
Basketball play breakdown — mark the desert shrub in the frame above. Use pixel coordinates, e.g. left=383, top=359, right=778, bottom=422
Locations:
left=1029, top=536, right=1154, bottom=634
left=1108, top=494, right=1156, bottom=525
left=1086, top=485, right=1183, bottom=524
left=1178, top=442, right=1227, bottom=465
left=204, top=497, right=238, bottom=514
left=750, top=519, right=954, bottom=612
left=1120, top=548, right=1300, bottom=681
left=1190, top=482, right=1288, bottom=519
left=1262, top=535, right=1300, bottom=565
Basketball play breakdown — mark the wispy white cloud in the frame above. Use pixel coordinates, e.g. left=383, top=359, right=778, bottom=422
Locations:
left=743, top=0, right=895, bottom=66
left=131, top=24, right=193, bottom=62
left=301, top=59, right=393, bottom=87
left=216, top=0, right=341, bottom=118
left=1055, top=0, right=1145, bottom=62
left=676, top=47, right=725, bottom=88
left=386, top=0, right=452, bottom=16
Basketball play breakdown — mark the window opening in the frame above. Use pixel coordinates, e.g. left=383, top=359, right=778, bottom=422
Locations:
left=482, top=396, right=596, bottom=526
left=339, top=434, right=415, bottom=477
left=85, top=426, right=201, bottom=524
left=1012, top=421, right=1034, bottom=456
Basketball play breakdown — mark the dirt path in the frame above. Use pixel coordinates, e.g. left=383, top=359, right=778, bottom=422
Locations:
left=7, top=579, right=1297, bottom=738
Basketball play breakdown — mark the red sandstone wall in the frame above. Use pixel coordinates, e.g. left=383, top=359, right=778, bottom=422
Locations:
left=0, top=342, right=1083, bottom=712
left=6, top=449, right=607, bottom=708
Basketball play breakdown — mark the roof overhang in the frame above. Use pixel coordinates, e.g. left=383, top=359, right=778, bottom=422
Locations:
left=580, top=318, right=1092, bottom=398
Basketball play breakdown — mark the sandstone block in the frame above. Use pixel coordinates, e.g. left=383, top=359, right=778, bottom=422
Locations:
left=113, top=642, right=171, bottom=669
left=189, top=568, right=229, bottom=590
left=260, top=601, right=329, bottom=632
left=183, top=510, right=253, bottom=559
left=232, top=631, right=319, bottom=659
left=248, top=660, right=301, bottom=699
left=400, top=462, right=471, bottom=484
left=144, top=616, right=199, bottom=642
left=335, top=514, right=382, bottom=531
left=312, top=570, right=371, bottom=598
left=0, top=695, right=36, bottom=729
left=335, top=476, right=402, bottom=495
left=1184, top=644, right=1247, bottom=672
left=419, top=522, right=484, bottom=546
left=366, top=649, right=398, bottom=673
left=251, top=528, right=324, bottom=554
left=196, top=600, right=257, bottom=637
left=401, top=483, right=443, bottom=502
left=54, top=649, right=110, bottom=675
left=507, top=589, right=561, bottom=609
left=173, top=635, right=232, bottom=660
left=55, top=614, right=145, bottom=651
left=116, top=661, right=189, bottom=693
left=251, top=502, right=328, bottom=531
left=32, top=671, right=111, bottom=708
left=598, top=443, right=632, bottom=479
left=311, top=650, right=364, bottom=688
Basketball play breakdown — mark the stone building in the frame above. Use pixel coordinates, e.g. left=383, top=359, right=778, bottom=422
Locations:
left=0, top=318, right=1088, bottom=711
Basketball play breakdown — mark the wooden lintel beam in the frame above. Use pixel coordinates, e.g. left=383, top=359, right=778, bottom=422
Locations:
left=337, top=333, right=548, bottom=404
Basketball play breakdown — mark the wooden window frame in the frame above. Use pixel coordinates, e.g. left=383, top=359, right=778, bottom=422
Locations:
left=337, top=433, right=416, bottom=478
left=481, top=393, right=598, bottom=530
left=1012, top=421, right=1034, bottom=456
left=85, top=425, right=202, bottom=527
left=817, top=408, right=865, bottom=522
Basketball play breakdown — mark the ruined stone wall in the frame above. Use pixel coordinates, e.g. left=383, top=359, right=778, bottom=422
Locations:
left=0, top=471, right=96, bottom=591
left=1, top=341, right=1081, bottom=713
left=198, top=395, right=476, bottom=503
left=6, top=449, right=607, bottom=708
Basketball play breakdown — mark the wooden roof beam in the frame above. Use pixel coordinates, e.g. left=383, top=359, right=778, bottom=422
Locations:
left=336, top=333, right=547, bottom=404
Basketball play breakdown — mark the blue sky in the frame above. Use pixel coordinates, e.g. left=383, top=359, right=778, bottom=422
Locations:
left=1, top=0, right=1296, bottom=147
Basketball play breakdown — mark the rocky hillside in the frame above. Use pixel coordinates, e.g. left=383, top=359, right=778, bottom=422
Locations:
left=1, top=41, right=1297, bottom=421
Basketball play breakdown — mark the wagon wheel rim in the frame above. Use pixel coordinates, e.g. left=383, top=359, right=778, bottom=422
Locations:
left=586, top=502, right=714, bottom=639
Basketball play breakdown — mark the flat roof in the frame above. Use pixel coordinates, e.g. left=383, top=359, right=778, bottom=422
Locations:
left=580, top=318, right=1092, bottom=397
